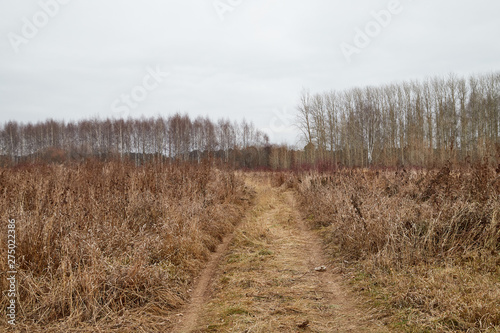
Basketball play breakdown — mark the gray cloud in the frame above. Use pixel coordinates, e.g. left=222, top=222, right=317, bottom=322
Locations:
left=1, top=0, right=499, bottom=144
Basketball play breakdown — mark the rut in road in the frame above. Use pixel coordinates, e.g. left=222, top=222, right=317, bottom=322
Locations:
left=174, top=176, right=389, bottom=332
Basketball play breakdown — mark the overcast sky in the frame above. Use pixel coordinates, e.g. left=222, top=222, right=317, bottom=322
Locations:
left=1, top=0, right=499, bottom=144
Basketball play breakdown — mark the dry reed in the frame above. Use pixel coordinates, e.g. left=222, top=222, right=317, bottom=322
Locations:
left=286, top=163, right=500, bottom=332
left=0, top=159, right=252, bottom=331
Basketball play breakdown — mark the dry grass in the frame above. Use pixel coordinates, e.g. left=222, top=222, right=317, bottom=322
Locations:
left=287, top=163, right=500, bottom=332
left=192, top=177, right=386, bottom=332
left=0, top=159, right=252, bottom=331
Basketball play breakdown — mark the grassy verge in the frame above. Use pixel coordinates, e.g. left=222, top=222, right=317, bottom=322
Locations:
left=285, top=164, right=500, bottom=332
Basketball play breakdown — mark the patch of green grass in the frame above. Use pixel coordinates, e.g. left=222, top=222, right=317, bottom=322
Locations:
left=238, top=279, right=255, bottom=289
left=439, top=316, right=467, bottom=331
left=205, top=323, right=226, bottom=332
left=258, top=249, right=273, bottom=256
left=220, top=276, right=230, bottom=284
left=227, top=253, right=242, bottom=263
left=224, top=307, right=250, bottom=317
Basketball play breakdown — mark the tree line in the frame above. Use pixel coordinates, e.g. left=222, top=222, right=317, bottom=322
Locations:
left=2, top=71, right=499, bottom=169
left=296, top=71, right=500, bottom=167
left=0, top=114, right=272, bottom=167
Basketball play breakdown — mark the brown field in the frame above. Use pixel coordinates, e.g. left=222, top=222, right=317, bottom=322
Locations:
left=0, top=160, right=252, bottom=331
left=282, top=163, right=500, bottom=332
left=1, top=161, right=499, bottom=332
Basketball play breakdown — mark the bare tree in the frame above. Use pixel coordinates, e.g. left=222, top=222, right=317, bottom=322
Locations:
left=296, top=89, right=314, bottom=145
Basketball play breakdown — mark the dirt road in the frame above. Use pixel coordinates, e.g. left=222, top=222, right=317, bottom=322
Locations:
left=174, top=176, right=389, bottom=332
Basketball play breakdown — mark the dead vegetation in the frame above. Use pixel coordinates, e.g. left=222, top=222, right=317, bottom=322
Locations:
left=190, top=177, right=386, bottom=332
left=284, top=163, right=500, bottom=332
left=2, top=158, right=499, bottom=332
left=0, top=159, right=252, bottom=331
